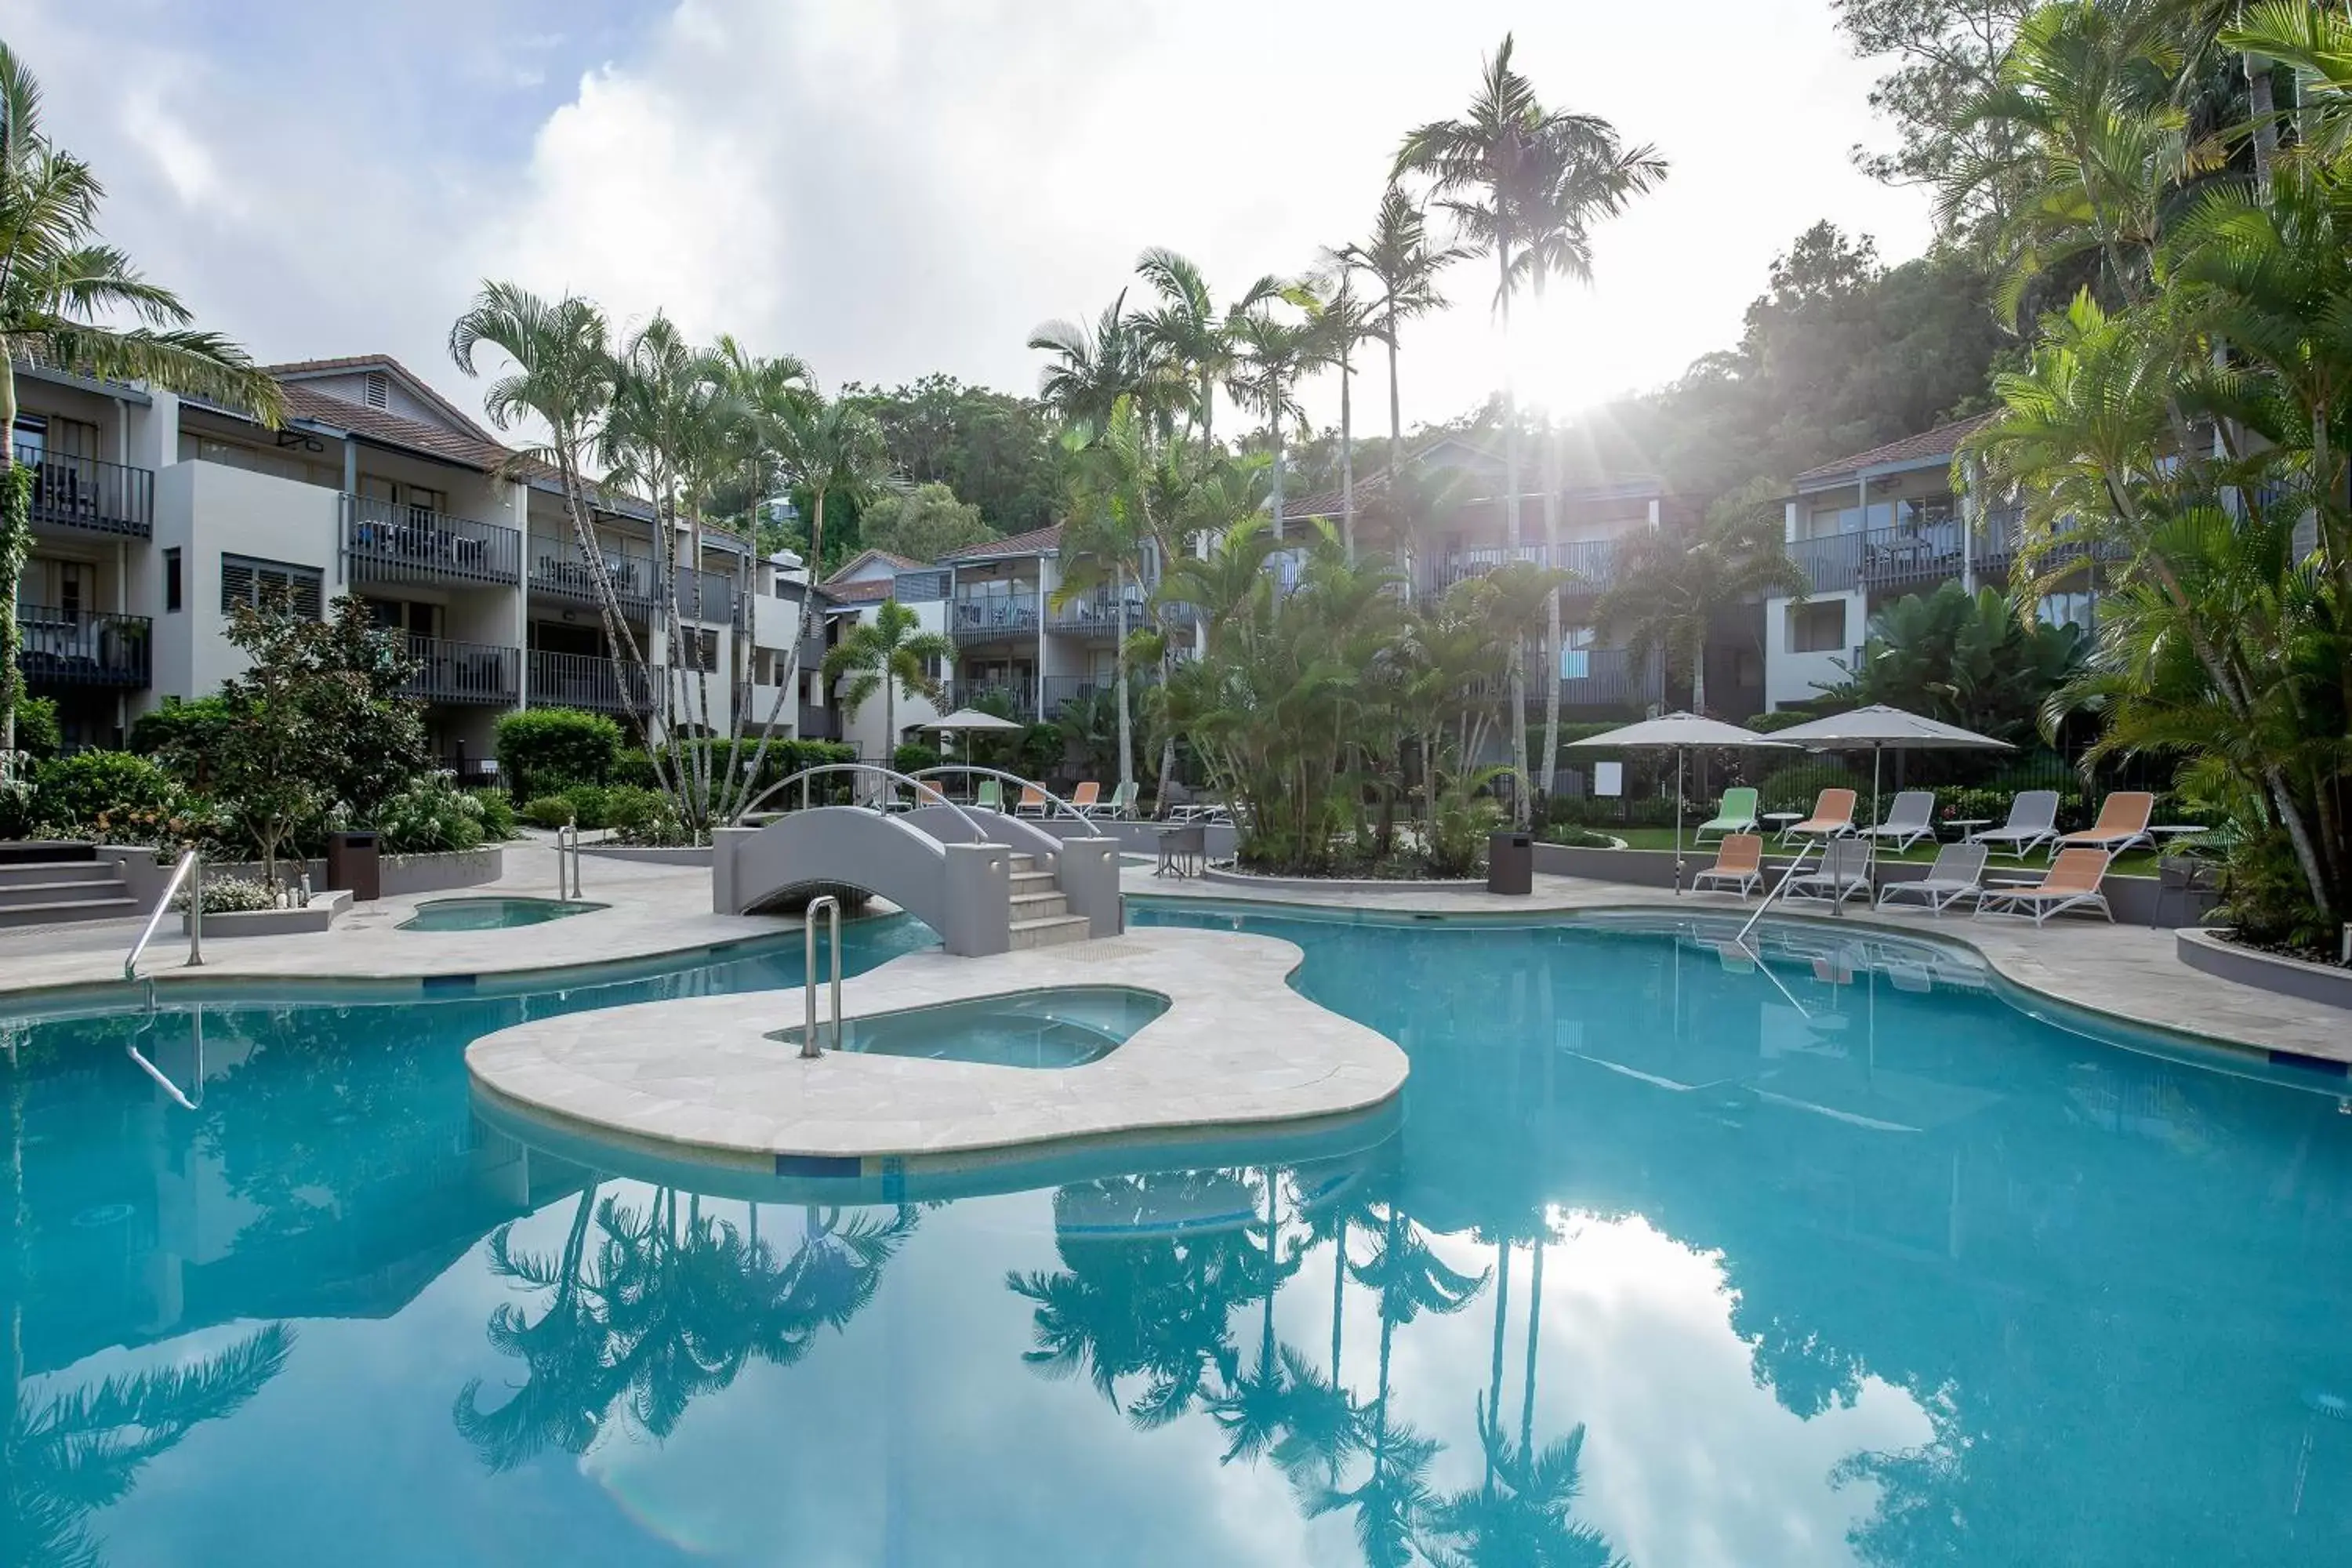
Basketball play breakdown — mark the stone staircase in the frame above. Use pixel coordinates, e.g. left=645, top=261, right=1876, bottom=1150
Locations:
left=0, top=844, right=140, bottom=929
left=1006, top=852, right=1094, bottom=951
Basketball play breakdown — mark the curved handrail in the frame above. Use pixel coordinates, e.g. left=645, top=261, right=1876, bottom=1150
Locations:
left=126, top=848, right=203, bottom=982
left=908, top=764, right=1091, bottom=822
left=735, top=763, right=993, bottom=844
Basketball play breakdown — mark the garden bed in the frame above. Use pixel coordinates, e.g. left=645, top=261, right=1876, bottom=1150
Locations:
left=2176, top=928, right=2352, bottom=1011
left=575, top=843, right=712, bottom=868
left=176, top=889, right=353, bottom=938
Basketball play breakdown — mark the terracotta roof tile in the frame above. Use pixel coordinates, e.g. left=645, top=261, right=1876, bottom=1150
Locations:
left=826, top=578, right=899, bottom=604
left=263, top=354, right=501, bottom=443
left=280, top=384, right=510, bottom=472
left=1794, top=413, right=1995, bottom=485
left=823, top=549, right=925, bottom=586
left=940, top=523, right=1063, bottom=561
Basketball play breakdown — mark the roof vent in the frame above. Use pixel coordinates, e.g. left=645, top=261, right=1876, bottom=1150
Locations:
left=364, top=372, right=389, bottom=409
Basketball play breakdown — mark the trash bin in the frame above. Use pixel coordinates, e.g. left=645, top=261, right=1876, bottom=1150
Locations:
left=1487, top=830, right=1534, bottom=896
left=325, top=829, right=382, bottom=902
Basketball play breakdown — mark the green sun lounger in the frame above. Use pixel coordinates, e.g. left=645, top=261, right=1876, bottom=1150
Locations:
left=1693, top=787, right=1759, bottom=844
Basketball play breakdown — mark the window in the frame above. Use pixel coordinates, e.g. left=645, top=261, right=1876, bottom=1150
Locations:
left=221, top=554, right=323, bottom=619
left=695, top=629, right=719, bottom=672
left=1790, top=599, right=1846, bottom=654
left=164, top=548, right=182, bottom=612
left=2036, top=592, right=2094, bottom=633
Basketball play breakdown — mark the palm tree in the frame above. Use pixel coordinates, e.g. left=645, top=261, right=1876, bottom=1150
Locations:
left=1596, top=508, right=1806, bottom=716
left=1301, top=259, right=1385, bottom=561
left=0, top=43, right=285, bottom=756
left=1225, top=292, right=1316, bottom=539
left=1057, top=395, right=1171, bottom=789
left=1341, top=189, right=1462, bottom=491
left=1396, top=34, right=1664, bottom=823
left=1029, top=290, right=1170, bottom=431
left=822, top=598, right=953, bottom=757
left=1424, top=1407, right=1621, bottom=1568
left=451, top=283, right=670, bottom=796
left=1133, top=249, right=1280, bottom=448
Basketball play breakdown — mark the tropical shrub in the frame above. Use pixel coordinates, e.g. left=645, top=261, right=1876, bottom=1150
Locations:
left=2216, top=832, right=2338, bottom=955
left=1815, top=584, right=2086, bottom=748
left=495, top=708, right=622, bottom=800
left=604, top=784, right=692, bottom=846
left=1542, top=823, right=1616, bottom=848
left=176, top=875, right=284, bottom=915
left=521, top=795, right=579, bottom=831
left=32, top=750, right=180, bottom=827
left=892, top=742, right=942, bottom=779
left=562, top=783, right=611, bottom=829
left=469, top=789, right=518, bottom=840
left=10, top=695, right=60, bottom=762
left=374, top=778, right=488, bottom=855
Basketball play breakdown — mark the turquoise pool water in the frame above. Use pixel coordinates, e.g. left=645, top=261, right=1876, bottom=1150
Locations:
left=398, top=896, right=608, bottom=932
left=768, top=985, right=1168, bottom=1068
left=6, top=903, right=2352, bottom=1564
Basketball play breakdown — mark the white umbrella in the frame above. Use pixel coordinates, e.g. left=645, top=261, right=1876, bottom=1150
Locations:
left=922, top=707, right=1025, bottom=733
left=1762, top=704, right=2011, bottom=826
left=1566, top=712, right=1796, bottom=893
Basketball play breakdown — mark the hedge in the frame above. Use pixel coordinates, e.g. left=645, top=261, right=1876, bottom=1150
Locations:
left=495, top=708, right=623, bottom=800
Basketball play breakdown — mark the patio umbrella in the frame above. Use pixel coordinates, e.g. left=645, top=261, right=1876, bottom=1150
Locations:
left=1761, top=704, right=2011, bottom=826
left=922, top=707, right=1025, bottom=733
left=1565, top=712, right=1795, bottom=893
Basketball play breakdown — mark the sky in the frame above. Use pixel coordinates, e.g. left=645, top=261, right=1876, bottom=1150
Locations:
left=2, top=0, right=1937, bottom=441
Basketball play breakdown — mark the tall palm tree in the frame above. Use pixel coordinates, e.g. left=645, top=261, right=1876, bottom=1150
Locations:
left=1595, top=509, right=1805, bottom=716
left=1302, top=259, right=1385, bottom=561
left=1029, top=290, right=1170, bottom=431
left=1225, top=293, right=1316, bottom=540
left=822, top=598, right=953, bottom=757
left=0, top=43, right=285, bottom=756
left=451, top=282, right=670, bottom=796
left=1057, top=395, right=1171, bottom=789
left=1396, top=34, right=1664, bottom=822
left=1133, top=249, right=1280, bottom=448
left=1341, top=188, right=1463, bottom=489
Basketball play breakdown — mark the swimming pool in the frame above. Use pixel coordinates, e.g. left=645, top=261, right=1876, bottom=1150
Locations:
left=767, top=985, right=1169, bottom=1067
left=7, top=902, right=2351, bottom=1564
left=397, top=895, right=607, bottom=932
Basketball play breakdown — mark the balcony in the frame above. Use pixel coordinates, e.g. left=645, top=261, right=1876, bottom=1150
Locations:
left=400, top=637, right=520, bottom=707
left=528, top=648, right=653, bottom=716
left=950, top=593, right=1039, bottom=645
left=528, top=538, right=659, bottom=616
left=1042, top=677, right=1108, bottom=717
left=343, top=494, right=521, bottom=588
left=1048, top=591, right=1151, bottom=639
left=797, top=702, right=840, bottom=741
left=946, top=679, right=1036, bottom=722
left=1427, top=539, right=1616, bottom=595
left=16, top=607, right=150, bottom=688
left=18, top=445, right=153, bottom=538
left=674, top=564, right=739, bottom=626
left=1537, top=646, right=1663, bottom=713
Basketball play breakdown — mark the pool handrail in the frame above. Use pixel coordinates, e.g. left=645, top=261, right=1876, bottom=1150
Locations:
left=1735, top=837, right=1828, bottom=947
left=126, top=847, right=205, bottom=982
left=802, top=894, right=843, bottom=1059
left=908, top=765, right=1091, bottom=822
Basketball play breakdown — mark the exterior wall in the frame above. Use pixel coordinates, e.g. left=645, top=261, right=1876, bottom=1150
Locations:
left=1763, top=589, right=1861, bottom=710
left=833, top=597, right=948, bottom=760
left=147, top=459, right=339, bottom=707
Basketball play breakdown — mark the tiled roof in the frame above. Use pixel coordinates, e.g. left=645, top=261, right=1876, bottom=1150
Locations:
left=941, top=523, right=1063, bottom=561
left=825, top=578, right=900, bottom=604
left=1795, top=413, right=1996, bottom=484
left=279, top=384, right=511, bottom=472
left=263, top=354, right=501, bottom=444
left=824, top=549, right=925, bottom=586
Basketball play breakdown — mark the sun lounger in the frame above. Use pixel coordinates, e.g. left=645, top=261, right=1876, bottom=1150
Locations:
left=2053, top=790, right=2154, bottom=858
left=1966, top=789, right=2058, bottom=861
left=1974, top=848, right=2114, bottom=926
left=1086, top=781, right=1137, bottom=820
left=1860, top=789, right=1937, bottom=853
left=1784, top=839, right=1874, bottom=906
left=1784, top=788, right=1857, bottom=844
left=1876, top=842, right=1987, bottom=915
left=1067, top=782, right=1102, bottom=814
left=975, top=779, right=1004, bottom=812
left=1694, top=787, right=1759, bottom=845
left=1014, top=784, right=1047, bottom=817
left=1690, top=833, right=1765, bottom=897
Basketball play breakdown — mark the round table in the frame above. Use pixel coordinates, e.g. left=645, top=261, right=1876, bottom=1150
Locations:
left=1762, top=811, right=1804, bottom=842
left=1943, top=818, right=1991, bottom=842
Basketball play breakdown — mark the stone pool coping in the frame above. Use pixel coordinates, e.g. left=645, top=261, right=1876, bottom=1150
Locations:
left=465, top=927, right=1409, bottom=1170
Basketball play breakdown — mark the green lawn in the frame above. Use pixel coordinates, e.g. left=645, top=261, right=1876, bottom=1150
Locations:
left=1585, top=826, right=2172, bottom=879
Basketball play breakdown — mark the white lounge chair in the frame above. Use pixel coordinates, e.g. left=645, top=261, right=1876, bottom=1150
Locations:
left=1975, top=848, right=2114, bottom=926
left=1876, top=842, right=1987, bottom=915
left=1860, top=789, right=1937, bottom=853
left=1967, top=790, right=2060, bottom=861
left=1784, top=840, right=1875, bottom=907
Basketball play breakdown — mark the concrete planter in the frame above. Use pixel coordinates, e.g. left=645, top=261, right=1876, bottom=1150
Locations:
left=2177, top=927, right=2352, bottom=1011
left=577, top=844, right=712, bottom=868
left=178, top=888, right=353, bottom=938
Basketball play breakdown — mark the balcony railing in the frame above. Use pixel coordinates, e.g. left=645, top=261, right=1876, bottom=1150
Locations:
left=17, top=445, right=152, bottom=538
left=16, top=606, right=151, bottom=688
left=1427, top=539, right=1617, bottom=595
left=343, top=494, right=521, bottom=587
left=528, top=648, right=653, bottom=715
left=400, top=637, right=520, bottom=706
left=674, top=564, right=739, bottom=625
left=1534, top=646, right=1664, bottom=712
left=528, top=538, right=659, bottom=615
left=1041, top=677, right=1109, bottom=717
left=946, top=679, right=1036, bottom=723
left=950, top=594, right=1040, bottom=644
left=797, top=702, right=840, bottom=741
left=1048, top=592, right=1151, bottom=637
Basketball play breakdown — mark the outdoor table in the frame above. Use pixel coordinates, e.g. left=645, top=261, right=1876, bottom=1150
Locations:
left=1153, top=823, right=1205, bottom=878
left=1942, top=818, right=1991, bottom=841
left=1762, top=811, right=1804, bottom=842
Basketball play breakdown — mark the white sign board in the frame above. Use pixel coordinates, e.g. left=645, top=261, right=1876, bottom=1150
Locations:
left=1594, top=761, right=1623, bottom=797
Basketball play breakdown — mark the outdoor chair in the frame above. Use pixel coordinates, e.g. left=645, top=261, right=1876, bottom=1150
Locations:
left=1784, top=839, right=1874, bottom=906
left=1068, top=781, right=1102, bottom=814
left=1875, top=842, right=1987, bottom=916
left=1784, top=788, right=1857, bottom=844
left=1690, top=833, right=1765, bottom=898
left=1088, top=781, right=1138, bottom=819
left=2153, top=852, right=2219, bottom=927
left=2053, top=791, right=2155, bottom=858
left=1965, top=790, right=2059, bottom=861
left=1014, top=784, right=1048, bottom=817
left=1860, top=790, right=1937, bottom=853
left=1693, top=786, right=1759, bottom=845
left=1974, top=848, right=2114, bottom=926
left=974, top=779, right=1005, bottom=813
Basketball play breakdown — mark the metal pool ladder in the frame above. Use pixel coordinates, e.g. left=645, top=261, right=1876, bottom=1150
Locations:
left=557, top=821, right=584, bottom=899
left=125, top=848, right=205, bottom=982
left=800, top=894, right=843, bottom=1059
left=1735, top=837, right=1827, bottom=948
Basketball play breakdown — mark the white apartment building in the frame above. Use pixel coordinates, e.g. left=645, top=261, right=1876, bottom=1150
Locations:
left=13, top=354, right=829, bottom=771
left=817, top=550, right=949, bottom=759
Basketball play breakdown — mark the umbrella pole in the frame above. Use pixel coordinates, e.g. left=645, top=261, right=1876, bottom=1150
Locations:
left=1674, top=748, right=1685, bottom=895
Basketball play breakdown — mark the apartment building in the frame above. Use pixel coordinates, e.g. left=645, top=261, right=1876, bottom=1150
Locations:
left=818, top=550, right=948, bottom=756
left=11, top=354, right=828, bottom=767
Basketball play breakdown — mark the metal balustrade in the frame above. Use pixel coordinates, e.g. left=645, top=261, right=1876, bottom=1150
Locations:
left=673, top=564, right=739, bottom=625
left=528, top=537, right=660, bottom=614
left=949, top=594, right=1040, bottom=643
left=16, top=606, right=150, bottom=687
left=18, top=445, right=152, bottom=537
left=528, top=648, right=653, bottom=714
left=401, top=637, right=520, bottom=706
left=343, top=493, right=521, bottom=586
